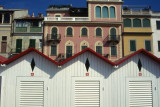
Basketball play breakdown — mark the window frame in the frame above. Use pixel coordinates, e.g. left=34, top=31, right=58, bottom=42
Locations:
left=156, top=21, right=160, bottom=30
left=51, top=45, right=57, bottom=56
left=124, top=18, right=132, bottom=27
left=95, top=27, right=102, bottom=37
left=111, top=45, right=117, bottom=56
left=129, top=40, right=137, bottom=52
left=133, top=19, right=142, bottom=27
left=66, top=27, right=73, bottom=37
left=109, top=6, right=116, bottom=18
left=145, top=40, right=152, bottom=52
left=95, top=6, right=101, bottom=18
left=81, top=27, right=88, bottom=37
left=96, top=46, right=102, bottom=55
left=158, top=41, right=160, bottom=52
left=142, top=18, right=151, bottom=28
left=102, top=6, right=109, bottom=18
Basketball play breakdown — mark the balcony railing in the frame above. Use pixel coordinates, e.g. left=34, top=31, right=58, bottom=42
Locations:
left=123, top=10, right=150, bottom=15
left=44, top=17, right=89, bottom=22
left=30, top=27, right=42, bottom=32
left=104, top=35, right=120, bottom=43
left=47, top=34, right=61, bottom=42
left=15, top=27, right=27, bottom=32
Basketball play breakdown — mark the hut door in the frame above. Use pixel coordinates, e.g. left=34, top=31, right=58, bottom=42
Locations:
left=72, top=78, right=103, bottom=107
left=126, top=78, right=156, bottom=107
left=16, top=77, right=47, bottom=107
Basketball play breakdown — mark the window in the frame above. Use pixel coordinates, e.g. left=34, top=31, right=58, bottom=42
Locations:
left=102, top=6, right=108, bottom=18
left=51, top=45, right=57, bottom=56
left=16, top=21, right=28, bottom=27
left=66, top=46, right=72, bottom=58
left=0, top=14, right=2, bottom=24
left=66, top=27, right=73, bottom=36
left=143, top=19, right=150, bottom=27
left=16, top=39, right=22, bottom=53
left=2, top=36, right=7, bottom=41
left=51, top=27, right=58, bottom=39
left=145, top=40, right=151, bottom=51
left=96, top=6, right=101, bottom=18
left=96, top=46, right=102, bottom=55
left=81, top=46, right=87, bottom=50
left=158, top=41, right=160, bottom=52
left=29, top=39, right=36, bottom=48
left=124, top=19, right=131, bottom=27
left=3, top=13, right=10, bottom=23
left=133, top=19, right=141, bottom=27
left=156, top=21, right=160, bottom=30
left=110, top=6, right=115, bottom=18
left=110, top=28, right=116, bottom=40
left=130, top=40, right=136, bottom=51
left=111, top=45, right=117, bottom=56
left=39, top=39, right=42, bottom=48
left=55, top=15, right=61, bottom=17
left=81, top=28, right=88, bottom=36
left=96, top=28, right=102, bottom=37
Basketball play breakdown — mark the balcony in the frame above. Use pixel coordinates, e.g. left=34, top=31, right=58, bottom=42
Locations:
left=15, top=27, right=27, bottom=32
left=15, top=27, right=42, bottom=33
left=104, top=35, right=120, bottom=43
left=30, top=27, right=42, bottom=32
left=47, top=34, right=61, bottom=42
left=44, top=17, right=89, bottom=22
left=123, top=10, right=151, bottom=15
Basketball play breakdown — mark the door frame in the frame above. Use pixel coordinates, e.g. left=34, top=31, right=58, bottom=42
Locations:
left=126, top=77, right=157, bottom=107
left=16, top=77, right=48, bottom=107
left=71, top=77, right=104, bottom=107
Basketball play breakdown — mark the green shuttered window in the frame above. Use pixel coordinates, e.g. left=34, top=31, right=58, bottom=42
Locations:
left=133, top=19, right=141, bottom=27
left=102, top=6, right=108, bottom=18
left=29, top=39, right=36, bottom=48
left=110, top=6, right=115, bottom=18
left=143, top=19, right=150, bottom=27
left=156, top=21, right=160, bottom=30
left=124, top=19, right=131, bottom=27
left=111, top=45, right=117, bottom=56
left=96, top=6, right=101, bottom=18
left=130, top=40, right=136, bottom=51
left=96, top=46, right=102, bottom=55
left=16, top=39, right=22, bottom=53
left=145, top=40, right=151, bottom=51
left=158, top=41, right=160, bottom=51
left=51, top=45, right=57, bottom=56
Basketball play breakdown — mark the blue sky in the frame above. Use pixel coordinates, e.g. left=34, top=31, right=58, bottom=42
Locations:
left=0, top=0, right=159, bottom=16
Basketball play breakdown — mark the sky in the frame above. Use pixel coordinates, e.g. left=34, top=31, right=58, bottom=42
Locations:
left=0, top=0, right=159, bottom=16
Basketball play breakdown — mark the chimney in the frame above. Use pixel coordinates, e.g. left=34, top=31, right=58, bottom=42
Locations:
left=32, top=13, right=35, bottom=17
left=0, top=6, right=3, bottom=9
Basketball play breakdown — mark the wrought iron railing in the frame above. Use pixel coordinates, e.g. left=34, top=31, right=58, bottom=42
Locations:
left=104, top=35, right=120, bottom=43
left=47, top=34, right=61, bottom=42
left=123, top=10, right=150, bottom=15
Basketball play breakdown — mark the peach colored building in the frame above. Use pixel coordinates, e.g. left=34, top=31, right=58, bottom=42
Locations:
left=43, top=0, right=123, bottom=62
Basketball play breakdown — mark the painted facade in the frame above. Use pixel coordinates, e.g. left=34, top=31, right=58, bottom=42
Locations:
left=0, top=48, right=160, bottom=107
left=43, top=0, right=123, bottom=62
left=151, top=11, right=160, bottom=57
left=122, top=6, right=153, bottom=56
left=0, top=6, right=28, bottom=58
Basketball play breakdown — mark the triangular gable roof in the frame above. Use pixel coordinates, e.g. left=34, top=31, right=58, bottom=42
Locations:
left=115, top=49, right=160, bottom=65
left=1, top=48, right=160, bottom=66
left=0, top=55, right=8, bottom=63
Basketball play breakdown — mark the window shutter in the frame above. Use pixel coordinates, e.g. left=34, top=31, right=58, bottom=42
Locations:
left=158, top=41, right=160, bottom=51
left=110, top=28, right=116, bottom=40
left=51, top=27, right=58, bottom=39
left=128, top=81, right=153, bottom=107
left=111, top=46, right=117, bottom=56
left=133, top=19, right=141, bottom=27
left=124, top=19, right=131, bottom=27
left=156, top=21, right=160, bottom=30
left=145, top=40, right=151, bottom=51
left=143, top=19, right=150, bottom=27
left=96, top=28, right=102, bottom=36
left=96, top=6, right=101, bottom=18
left=96, top=46, right=102, bottom=55
left=102, top=6, right=108, bottom=18
left=16, top=39, right=22, bottom=53
left=82, top=28, right=87, bottom=36
left=74, top=80, right=100, bottom=107
left=130, top=40, right=136, bottom=51
left=67, top=27, right=73, bottom=36
left=51, top=45, right=57, bottom=56
left=110, top=6, right=115, bottom=18
left=66, top=46, right=72, bottom=58
left=29, top=39, right=36, bottom=48
left=81, top=46, right=87, bottom=50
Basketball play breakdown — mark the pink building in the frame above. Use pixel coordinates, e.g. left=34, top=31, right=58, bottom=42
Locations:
left=43, top=0, right=123, bottom=62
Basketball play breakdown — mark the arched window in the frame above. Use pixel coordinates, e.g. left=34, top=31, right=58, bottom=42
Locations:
left=143, top=19, right=150, bottom=27
left=124, top=19, right=131, bottom=27
left=51, top=27, right=58, bottom=39
left=96, top=6, right=101, bottom=18
left=4, top=13, right=10, bottom=23
left=102, top=6, right=108, bottom=18
left=95, top=41, right=103, bottom=55
left=110, top=6, right=115, bottom=18
left=110, top=28, right=116, bottom=40
left=65, top=41, right=74, bottom=58
left=66, top=27, right=73, bottom=36
left=81, top=28, right=88, bottom=36
left=133, top=19, right=141, bottom=27
left=96, top=28, right=102, bottom=37
left=80, top=41, right=89, bottom=51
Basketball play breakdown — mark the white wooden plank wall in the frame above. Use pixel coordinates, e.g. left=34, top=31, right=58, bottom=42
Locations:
left=0, top=52, right=160, bottom=107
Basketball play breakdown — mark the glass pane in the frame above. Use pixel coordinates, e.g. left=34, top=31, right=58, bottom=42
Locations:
left=0, top=14, right=2, bottom=24
left=52, top=27, right=58, bottom=39
left=124, top=19, right=131, bottom=27
left=156, top=21, right=160, bottom=29
left=133, top=19, right=141, bottom=27
left=96, top=6, right=101, bottom=18
left=82, top=28, right=87, bottom=36
left=111, top=46, right=117, bottom=56
left=29, top=39, right=36, bottom=48
left=158, top=41, right=160, bottom=51
left=110, top=6, right=115, bottom=18
left=96, top=46, right=102, bottom=55
left=102, top=6, right=108, bottom=18
left=110, top=28, right=116, bottom=40
left=51, top=45, right=57, bottom=55
left=67, top=27, right=73, bottom=36
left=3, top=13, right=10, bottom=23
left=143, top=19, right=150, bottom=27
left=145, top=40, right=151, bottom=51
left=130, top=40, right=136, bottom=51
left=66, top=46, right=72, bottom=58
left=82, top=46, right=87, bottom=50
left=96, top=28, right=102, bottom=36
